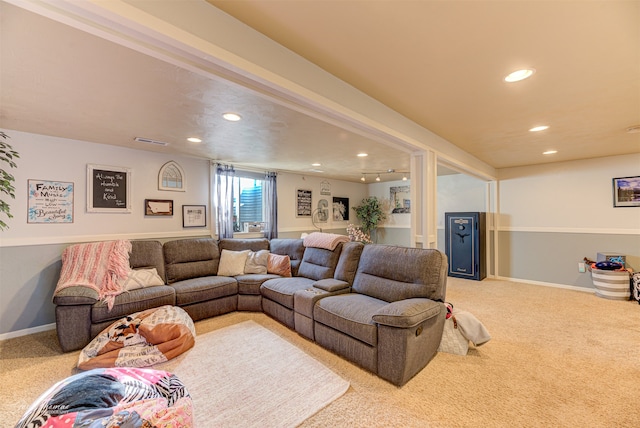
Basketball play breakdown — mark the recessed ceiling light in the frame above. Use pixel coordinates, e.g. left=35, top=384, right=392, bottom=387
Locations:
left=357, top=153, right=368, bottom=157
left=504, top=68, right=536, bottom=83
left=543, top=150, right=558, bottom=155
left=311, top=163, right=321, bottom=167
left=187, top=137, right=202, bottom=143
left=529, top=125, right=549, bottom=132
left=222, top=112, right=242, bottom=121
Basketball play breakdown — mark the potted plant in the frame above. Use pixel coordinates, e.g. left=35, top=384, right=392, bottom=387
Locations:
left=351, top=196, right=387, bottom=242
left=0, top=131, right=19, bottom=230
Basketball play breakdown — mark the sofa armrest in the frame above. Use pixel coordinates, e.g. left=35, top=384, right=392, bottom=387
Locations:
left=53, top=286, right=99, bottom=305
left=313, top=278, right=350, bottom=292
left=372, top=298, right=442, bottom=328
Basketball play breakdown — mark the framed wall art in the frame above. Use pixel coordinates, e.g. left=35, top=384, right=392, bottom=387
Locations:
left=613, top=176, right=640, bottom=207
left=332, top=197, right=349, bottom=221
left=158, top=161, right=186, bottom=191
left=296, top=189, right=312, bottom=217
left=145, top=199, right=173, bottom=216
left=87, top=164, right=131, bottom=213
left=28, top=179, right=74, bottom=223
left=183, top=204, right=206, bottom=227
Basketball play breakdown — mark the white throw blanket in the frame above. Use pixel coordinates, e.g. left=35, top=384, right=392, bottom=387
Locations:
left=452, top=308, right=491, bottom=346
left=303, top=232, right=350, bottom=251
left=55, top=240, right=132, bottom=309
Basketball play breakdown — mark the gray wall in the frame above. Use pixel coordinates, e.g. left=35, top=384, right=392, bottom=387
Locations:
left=498, top=231, right=638, bottom=289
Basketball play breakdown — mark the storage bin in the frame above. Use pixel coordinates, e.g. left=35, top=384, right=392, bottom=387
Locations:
left=590, top=269, right=631, bottom=300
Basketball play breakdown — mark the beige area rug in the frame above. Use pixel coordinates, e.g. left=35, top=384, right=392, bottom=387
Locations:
left=155, top=320, right=349, bottom=427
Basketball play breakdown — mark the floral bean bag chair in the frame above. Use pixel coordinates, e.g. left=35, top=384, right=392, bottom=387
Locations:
left=78, top=305, right=196, bottom=370
left=15, top=367, right=192, bottom=427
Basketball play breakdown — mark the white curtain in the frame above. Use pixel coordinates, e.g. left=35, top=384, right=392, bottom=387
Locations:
left=263, top=171, right=278, bottom=239
left=213, top=163, right=235, bottom=239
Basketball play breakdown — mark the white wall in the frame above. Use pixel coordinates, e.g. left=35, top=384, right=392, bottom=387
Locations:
left=277, top=172, right=367, bottom=236
left=1, top=129, right=211, bottom=247
left=498, top=154, right=640, bottom=232
left=436, top=173, right=487, bottom=229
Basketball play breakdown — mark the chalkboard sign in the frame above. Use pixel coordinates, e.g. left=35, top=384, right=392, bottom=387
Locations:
left=87, top=164, right=131, bottom=213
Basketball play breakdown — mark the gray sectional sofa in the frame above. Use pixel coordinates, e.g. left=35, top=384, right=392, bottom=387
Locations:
left=53, top=236, right=448, bottom=386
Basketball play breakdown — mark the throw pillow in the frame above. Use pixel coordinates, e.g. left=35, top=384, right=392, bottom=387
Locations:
left=218, top=249, right=251, bottom=276
left=267, top=253, right=292, bottom=277
left=245, top=250, right=269, bottom=274
left=122, top=268, right=165, bottom=291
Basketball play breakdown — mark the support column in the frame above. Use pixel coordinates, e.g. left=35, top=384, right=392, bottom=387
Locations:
left=410, top=150, right=437, bottom=249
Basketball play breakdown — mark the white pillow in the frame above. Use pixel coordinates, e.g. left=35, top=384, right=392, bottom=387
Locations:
left=244, top=250, right=269, bottom=274
left=218, top=249, right=250, bottom=276
left=123, top=268, right=165, bottom=291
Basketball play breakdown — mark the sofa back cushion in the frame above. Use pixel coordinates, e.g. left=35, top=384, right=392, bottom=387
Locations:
left=269, top=239, right=305, bottom=276
left=297, top=244, right=343, bottom=281
left=334, top=241, right=364, bottom=284
left=352, top=245, right=447, bottom=303
left=218, top=238, right=270, bottom=253
left=130, top=240, right=166, bottom=282
left=163, top=238, right=220, bottom=284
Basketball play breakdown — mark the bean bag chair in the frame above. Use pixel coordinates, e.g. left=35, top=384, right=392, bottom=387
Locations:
left=15, top=367, right=192, bottom=428
left=78, top=305, right=196, bottom=370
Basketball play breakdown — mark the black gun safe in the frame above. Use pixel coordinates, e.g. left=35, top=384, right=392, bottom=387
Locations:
left=445, top=212, right=486, bottom=281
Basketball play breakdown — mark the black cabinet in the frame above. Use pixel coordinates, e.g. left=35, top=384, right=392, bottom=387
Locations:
left=445, top=212, right=486, bottom=281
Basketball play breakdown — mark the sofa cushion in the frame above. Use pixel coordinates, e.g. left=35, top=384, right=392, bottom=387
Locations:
left=260, top=277, right=315, bottom=309
left=267, top=253, right=292, bottom=277
left=244, top=250, right=269, bottom=274
left=352, top=245, right=447, bottom=303
left=91, top=286, right=176, bottom=324
left=334, top=241, right=364, bottom=284
left=235, top=273, right=280, bottom=295
left=123, top=268, right=165, bottom=291
left=163, top=238, right=219, bottom=284
left=314, top=293, right=386, bottom=346
left=218, top=238, right=270, bottom=252
left=297, top=246, right=342, bottom=281
left=269, top=239, right=305, bottom=276
left=130, top=240, right=166, bottom=282
left=218, top=249, right=251, bottom=276
left=170, top=276, right=238, bottom=306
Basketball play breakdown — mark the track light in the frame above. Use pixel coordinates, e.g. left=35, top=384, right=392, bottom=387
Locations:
left=402, top=174, right=407, bottom=181
left=360, top=175, right=366, bottom=182
left=376, top=174, right=381, bottom=182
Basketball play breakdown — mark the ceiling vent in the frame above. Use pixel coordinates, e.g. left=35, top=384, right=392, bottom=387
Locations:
left=134, top=137, right=169, bottom=146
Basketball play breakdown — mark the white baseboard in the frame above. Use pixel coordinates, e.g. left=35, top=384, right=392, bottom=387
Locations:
left=0, top=323, right=56, bottom=341
left=496, top=276, right=595, bottom=293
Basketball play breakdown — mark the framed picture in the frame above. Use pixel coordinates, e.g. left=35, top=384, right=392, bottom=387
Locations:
left=28, top=179, right=74, bottom=223
left=315, top=199, right=329, bottom=223
left=145, top=199, right=173, bottom=216
left=296, top=189, right=312, bottom=217
left=390, top=185, right=411, bottom=214
left=87, top=164, right=131, bottom=213
left=613, top=176, right=640, bottom=207
left=158, top=161, right=186, bottom=192
left=183, top=205, right=207, bottom=227
left=333, top=197, right=349, bottom=221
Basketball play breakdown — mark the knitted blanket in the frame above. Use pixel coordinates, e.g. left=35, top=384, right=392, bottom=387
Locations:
left=55, top=240, right=132, bottom=309
left=303, top=232, right=349, bottom=251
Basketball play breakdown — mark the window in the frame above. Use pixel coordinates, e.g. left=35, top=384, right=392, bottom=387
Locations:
left=232, top=171, right=265, bottom=233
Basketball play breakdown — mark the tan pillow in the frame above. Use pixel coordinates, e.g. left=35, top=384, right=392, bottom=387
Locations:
left=245, top=250, right=269, bottom=274
left=123, top=268, right=165, bottom=291
left=267, top=253, right=292, bottom=277
left=218, top=249, right=251, bottom=276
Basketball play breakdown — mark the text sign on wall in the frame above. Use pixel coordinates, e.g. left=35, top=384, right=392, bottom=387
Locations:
left=87, top=164, right=131, bottom=213
left=28, top=180, right=74, bottom=223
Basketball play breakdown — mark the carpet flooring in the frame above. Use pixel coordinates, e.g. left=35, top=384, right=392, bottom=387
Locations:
left=2, top=277, right=639, bottom=427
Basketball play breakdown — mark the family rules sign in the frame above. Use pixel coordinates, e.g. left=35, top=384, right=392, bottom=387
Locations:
left=28, top=180, right=74, bottom=223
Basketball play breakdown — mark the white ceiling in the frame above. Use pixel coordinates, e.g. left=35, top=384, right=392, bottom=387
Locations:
left=1, top=1, right=639, bottom=183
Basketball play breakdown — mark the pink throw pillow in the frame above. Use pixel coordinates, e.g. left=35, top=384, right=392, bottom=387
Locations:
left=267, top=253, right=292, bottom=277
